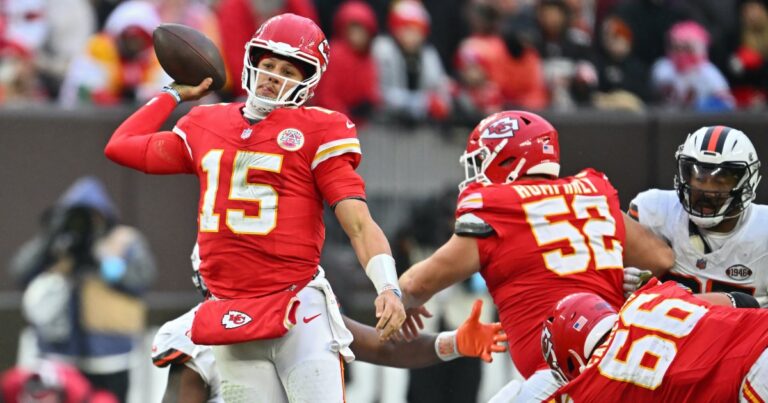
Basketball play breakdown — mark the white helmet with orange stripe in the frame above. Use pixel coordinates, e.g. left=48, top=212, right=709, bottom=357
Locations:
left=675, top=126, right=761, bottom=228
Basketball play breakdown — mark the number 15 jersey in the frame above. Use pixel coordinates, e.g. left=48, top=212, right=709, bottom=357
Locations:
left=455, top=169, right=626, bottom=378
left=106, top=93, right=366, bottom=299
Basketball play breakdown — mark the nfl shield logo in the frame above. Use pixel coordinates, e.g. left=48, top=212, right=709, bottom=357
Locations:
left=696, top=258, right=707, bottom=270
left=240, top=128, right=253, bottom=140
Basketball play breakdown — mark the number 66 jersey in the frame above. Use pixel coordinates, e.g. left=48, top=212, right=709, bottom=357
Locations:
left=105, top=93, right=366, bottom=299
left=548, top=279, right=768, bottom=402
left=455, top=168, right=626, bottom=378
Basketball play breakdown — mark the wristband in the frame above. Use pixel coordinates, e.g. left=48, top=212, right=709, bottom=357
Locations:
left=435, top=330, right=460, bottom=361
left=162, top=85, right=182, bottom=104
left=365, top=254, right=401, bottom=297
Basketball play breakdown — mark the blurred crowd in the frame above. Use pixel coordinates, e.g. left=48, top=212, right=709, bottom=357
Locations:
left=2, top=0, right=767, bottom=123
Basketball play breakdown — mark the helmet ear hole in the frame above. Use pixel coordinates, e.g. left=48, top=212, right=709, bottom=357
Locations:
left=499, top=156, right=516, bottom=167
left=520, top=116, right=531, bottom=125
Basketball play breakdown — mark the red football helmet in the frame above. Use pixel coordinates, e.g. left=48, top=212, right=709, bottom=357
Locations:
left=541, top=293, right=618, bottom=382
left=459, top=111, right=560, bottom=191
left=242, top=13, right=330, bottom=112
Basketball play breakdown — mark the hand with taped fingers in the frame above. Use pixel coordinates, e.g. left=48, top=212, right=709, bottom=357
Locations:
left=401, top=306, right=433, bottom=341
left=456, top=299, right=507, bottom=362
left=375, top=289, right=406, bottom=341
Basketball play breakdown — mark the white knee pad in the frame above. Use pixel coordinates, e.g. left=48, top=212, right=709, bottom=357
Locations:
left=283, top=358, right=345, bottom=403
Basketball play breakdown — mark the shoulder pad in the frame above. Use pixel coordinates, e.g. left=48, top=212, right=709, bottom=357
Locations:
left=455, top=213, right=495, bottom=238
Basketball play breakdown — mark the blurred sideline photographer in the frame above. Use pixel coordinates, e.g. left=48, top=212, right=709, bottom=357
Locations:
left=8, top=176, right=156, bottom=403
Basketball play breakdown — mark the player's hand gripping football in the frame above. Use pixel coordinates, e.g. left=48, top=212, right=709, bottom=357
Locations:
left=170, top=77, right=213, bottom=102
left=375, top=289, right=406, bottom=341
left=456, top=299, right=507, bottom=362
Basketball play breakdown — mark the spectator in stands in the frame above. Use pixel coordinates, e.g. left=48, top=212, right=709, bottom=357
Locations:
left=593, top=15, right=649, bottom=111
left=727, top=0, right=768, bottom=109
left=8, top=176, right=156, bottom=403
left=0, top=17, right=47, bottom=103
left=651, top=21, right=735, bottom=111
left=313, top=0, right=380, bottom=123
left=460, top=0, right=547, bottom=111
left=214, top=0, right=318, bottom=99
left=0, top=361, right=117, bottom=403
left=615, top=0, right=688, bottom=67
left=679, top=0, right=739, bottom=72
left=372, top=0, right=451, bottom=125
left=58, top=1, right=167, bottom=107
left=534, top=0, right=598, bottom=109
left=35, top=0, right=96, bottom=99
left=450, top=39, right=504, bottom=126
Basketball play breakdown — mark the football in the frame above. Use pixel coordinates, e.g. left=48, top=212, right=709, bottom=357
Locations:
left=153, top=23, right=227, bottom=91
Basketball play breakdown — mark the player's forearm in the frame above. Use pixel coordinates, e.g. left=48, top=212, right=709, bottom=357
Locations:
left=104, top=92, right=178, bottom=172
left=345, top=316, right=441, bottom=368
left=349, top=222, right=392, bottom=268
left=622, top=213, right=674, bottom=276
left=399, top=261, right=436, bottom=308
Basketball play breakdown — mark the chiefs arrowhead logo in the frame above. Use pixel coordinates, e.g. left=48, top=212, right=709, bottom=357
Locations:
left=481, top=117, right=519, bottom=139
left=222, top=310, right=252, bottom=329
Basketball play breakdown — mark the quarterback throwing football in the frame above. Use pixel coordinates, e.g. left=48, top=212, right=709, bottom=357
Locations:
left=105, top=14, right=405, bottom=402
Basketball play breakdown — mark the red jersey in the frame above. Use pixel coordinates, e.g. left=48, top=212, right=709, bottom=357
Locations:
left=455, top=169, right=626, bottom=377
left=549, top=279, right=768, bottom=402
left=105, top=93, right=365, bottom=299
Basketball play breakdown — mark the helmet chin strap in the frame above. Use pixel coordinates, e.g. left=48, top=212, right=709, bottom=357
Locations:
left=505, top=157, right=527, bottom=183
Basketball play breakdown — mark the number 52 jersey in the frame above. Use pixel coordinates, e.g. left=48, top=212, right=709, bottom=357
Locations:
left=455, top=169, right=626, bottom=378
left=630, top=189, right=768, bottom=306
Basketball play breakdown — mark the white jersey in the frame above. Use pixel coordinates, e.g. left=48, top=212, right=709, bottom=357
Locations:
left=152, top=305, right=222, bottom=403
left=630, top=189, right=768, bottom=306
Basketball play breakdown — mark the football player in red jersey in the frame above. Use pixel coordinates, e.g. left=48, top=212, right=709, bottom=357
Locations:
left=398, top=110, right=676, bottom=401
left=543, top=280, right=768, bottom=402
left=104, top=13, right=405, bottom=402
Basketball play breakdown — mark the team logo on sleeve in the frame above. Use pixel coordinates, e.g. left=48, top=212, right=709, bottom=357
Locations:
left=222, top=310, right=252, bottom=329
left=277, top=128, right=305, bottom=151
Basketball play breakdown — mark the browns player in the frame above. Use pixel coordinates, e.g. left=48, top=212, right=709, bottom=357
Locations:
left=398, top=110, right=675, bottom=401
left=543, top=280, right=766, bottom=401
left=105, top=13, right=404, bottom=402
left=629, top=126, right=768, bottom=305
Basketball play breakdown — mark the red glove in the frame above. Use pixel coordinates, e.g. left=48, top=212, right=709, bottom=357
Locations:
left=456, top=299, right=507, bottom=362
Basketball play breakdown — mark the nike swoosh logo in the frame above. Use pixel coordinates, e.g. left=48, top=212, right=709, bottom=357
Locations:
left=346, top=121, right=355, bottom=129
left=303, top=313, right=321, bottom=324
